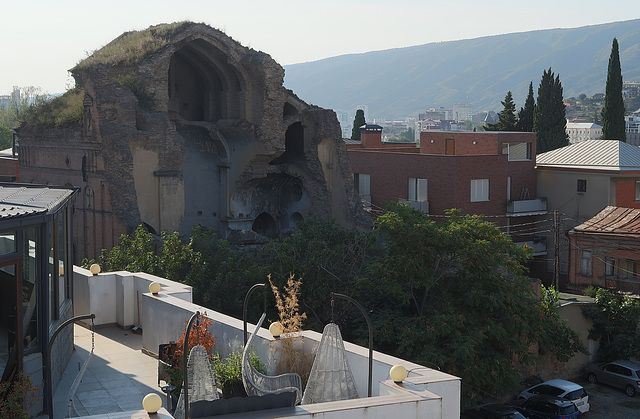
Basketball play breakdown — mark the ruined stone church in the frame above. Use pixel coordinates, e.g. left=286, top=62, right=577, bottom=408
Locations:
left=18, top=22, right=366, bottom=262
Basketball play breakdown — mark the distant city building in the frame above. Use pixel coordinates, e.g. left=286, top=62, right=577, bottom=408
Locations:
left=452, top=103, right=473, bottom=122
left=623, top=81, right=640, bottom=98
left=626, top=108, right=640, bottom=146
left=566, top=122, right=602, bottom=144
left=0, top=87, right=19, bottom=109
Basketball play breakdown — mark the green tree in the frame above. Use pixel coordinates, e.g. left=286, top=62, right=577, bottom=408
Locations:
left=258, top=217, right=372, bottom=333
left=0, top=125, right=13, bottom=150
left=0, top=86, right=49, bottom=129
left=534, top=68, right=568, bottom=153
left=366, top=203, right=584, bottom=401
left=351, top=109, right=366, bottom=141
left=485, top=91, right=517, bottom=131
left=582, top=288, right=640, bottom=361
left=517, top=82, right=535, bottom=132
left=601, top=38, right=626, bottom=141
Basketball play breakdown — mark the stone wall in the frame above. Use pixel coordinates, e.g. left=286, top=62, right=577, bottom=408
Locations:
left=19, top=22, right=367, bottom=262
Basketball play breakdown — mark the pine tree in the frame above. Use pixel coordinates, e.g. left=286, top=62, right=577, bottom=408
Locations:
left=534, top=68, right=568, bottom=153
left=601, top=38, right=626, bottom=141
left=351, top=109, right=366, bottom=141
left=485, top=91, right=517, bottom=131
left=517, top=82, right=535, bottom=132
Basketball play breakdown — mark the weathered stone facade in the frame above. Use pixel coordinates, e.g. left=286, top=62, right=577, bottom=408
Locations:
left=18, top=22, right=366, bottom=262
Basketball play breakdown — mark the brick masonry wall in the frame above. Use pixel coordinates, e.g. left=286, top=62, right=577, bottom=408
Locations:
left=616, top=179, right=640, bottom=209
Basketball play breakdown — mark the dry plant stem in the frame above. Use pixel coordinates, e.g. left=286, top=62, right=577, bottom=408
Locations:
left=269, top=274, right=314, bottom=387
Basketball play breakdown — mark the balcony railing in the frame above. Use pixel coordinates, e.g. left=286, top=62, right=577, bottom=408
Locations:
left=507, top=198, right=547, bottom=214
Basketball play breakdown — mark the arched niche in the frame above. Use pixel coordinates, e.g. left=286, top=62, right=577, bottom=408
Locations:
left=168, top=39, right=247, bottom=122
left=253, top=212, right=277, bottom=238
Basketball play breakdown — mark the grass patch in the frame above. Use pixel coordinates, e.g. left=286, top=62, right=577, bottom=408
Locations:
left=75, top=22, right=191, bottom=70
left=25, top=88, right=84, bottom=128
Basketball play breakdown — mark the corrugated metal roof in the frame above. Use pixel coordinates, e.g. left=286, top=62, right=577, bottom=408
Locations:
left=536, top=140, right=640, bottom=171
left=574, top=206, right=640, bottom=235
left=0, top=185, right=76, bottom=219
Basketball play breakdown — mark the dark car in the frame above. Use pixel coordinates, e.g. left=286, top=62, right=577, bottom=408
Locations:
left=462, top=403, right=528, bottom=419
left=517, top=394, right=581, bottom=419
left=586, top=359, right=640, bottom=397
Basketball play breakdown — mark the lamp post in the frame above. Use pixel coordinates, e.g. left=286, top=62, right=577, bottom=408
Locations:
left=182, top=310, right=199, bottom=419
left=243, top=283, right=267, bottom=346
left=330, top=292, right=373, bottom=397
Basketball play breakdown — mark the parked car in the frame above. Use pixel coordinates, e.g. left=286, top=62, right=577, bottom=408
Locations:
left=517, top=395, right=582, bottom=419
left=586, top=359, right=640, bottom=397
left=462, top=403, right=528, bottom=418
left=518, top=379, right=589, bottom=414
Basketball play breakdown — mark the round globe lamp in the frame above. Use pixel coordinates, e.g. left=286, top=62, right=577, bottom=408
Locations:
left=269, top=321, right=284, bottom=338
left=390, top=365, right=407, bottom=383
left=149, top=282, right=162, bottom=294
left=89, top=263, right=101, bottom=275
left=142, top=392, right=162, bottom=414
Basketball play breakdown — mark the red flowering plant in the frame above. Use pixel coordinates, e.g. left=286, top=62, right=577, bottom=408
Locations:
left=0, top=371, right=39, bottom=419
left=163, top=313, right=216, bottom=393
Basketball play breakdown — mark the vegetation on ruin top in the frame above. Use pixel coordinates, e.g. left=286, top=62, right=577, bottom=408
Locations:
left=74, top=21, right=192, bottom=70
left=22, top=88, right=84, bottom=129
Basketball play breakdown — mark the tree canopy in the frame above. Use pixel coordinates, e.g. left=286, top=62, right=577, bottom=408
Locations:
left=601, top=38, right=626, bottom=141
left=366, top=203, right=584, bottom=400
left=94, top=208, right=585, bottom=402
left=534, top=68, right=568, bottom=153
left=351, top=109, right=366, bottom=141
left=485, top=91, right=517, bottom=131
left=517, top=82, right=535, bottom=132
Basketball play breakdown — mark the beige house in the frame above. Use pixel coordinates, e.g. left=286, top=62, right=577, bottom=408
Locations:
left=566, top=122, right=602, bottom=144
left=536, top=140, right=640, bottom=282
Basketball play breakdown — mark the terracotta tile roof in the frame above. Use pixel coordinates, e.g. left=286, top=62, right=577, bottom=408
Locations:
left=574, top=206, right=640, bottom=235
left=536, top=140, right=640, bottom=171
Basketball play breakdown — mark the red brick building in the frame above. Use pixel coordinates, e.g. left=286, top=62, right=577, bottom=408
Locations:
left=347, top=127, right=548, bottom=268
left=569, top=206, right=640, bottom=294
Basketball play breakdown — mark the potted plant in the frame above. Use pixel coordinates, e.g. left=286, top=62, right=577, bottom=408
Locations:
left=212, top=350, right=265, bottom=399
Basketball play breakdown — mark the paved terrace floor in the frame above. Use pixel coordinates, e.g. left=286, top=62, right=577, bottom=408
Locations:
left=38, top=324, right=165, bottom=419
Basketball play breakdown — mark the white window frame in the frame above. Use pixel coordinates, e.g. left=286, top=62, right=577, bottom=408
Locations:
left=408, top=178, right=428, bottom=202
left=470, top=179, right=489, bottom=202
left=502, top=142, right=531, bottom=161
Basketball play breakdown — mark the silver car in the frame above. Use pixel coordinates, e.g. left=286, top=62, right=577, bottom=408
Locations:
left=518, top=378, right=590, bottom=414
left=586, top=359, right=640, bottom=397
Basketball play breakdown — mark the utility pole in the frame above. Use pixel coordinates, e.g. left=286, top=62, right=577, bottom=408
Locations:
left=554, top=210, right=560, bottom=289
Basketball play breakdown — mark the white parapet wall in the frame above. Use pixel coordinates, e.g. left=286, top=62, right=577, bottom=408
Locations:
left=73, top=266, right=461, bottom=419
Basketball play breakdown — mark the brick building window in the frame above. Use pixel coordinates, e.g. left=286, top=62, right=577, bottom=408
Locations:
left=502, top=142, right=531, bottom=160
left=581, top=251, right=592, bottom=275
left=626, top=260, right=637, bottom=279
left=605, top=257, right=615, bottom=276
left=353, top=173, right=370, bottom=196
left=470, top=179, right=489, bottom=202
left=635, top=181, right=640, bottom=201
left=577, top=179, right=587, bottom=193
left=408, top=178, right=428, bottom=202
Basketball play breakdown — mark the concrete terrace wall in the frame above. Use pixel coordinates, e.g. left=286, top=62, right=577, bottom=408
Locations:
left=73, top=266, right=461, bottom=419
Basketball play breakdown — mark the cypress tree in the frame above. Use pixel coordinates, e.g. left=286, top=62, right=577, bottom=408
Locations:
left=534, top=68, right=568, bottom=153
left=517, top=82, right=535, bottom=132
left=485, top=91, right=517, bottom=131
left=351, top=109, right=366, bottom=141
left=602, top=38, right=626, bottom=141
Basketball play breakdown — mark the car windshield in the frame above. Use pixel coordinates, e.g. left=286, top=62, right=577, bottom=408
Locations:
left=636, top=370, right=640, bottom=377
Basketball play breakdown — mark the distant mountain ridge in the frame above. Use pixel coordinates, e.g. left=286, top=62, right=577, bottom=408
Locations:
left=283, top=19, right=640, bottom=120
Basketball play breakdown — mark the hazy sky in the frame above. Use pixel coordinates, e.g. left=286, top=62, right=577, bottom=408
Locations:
left=1, top=0, right=636, bottom=95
